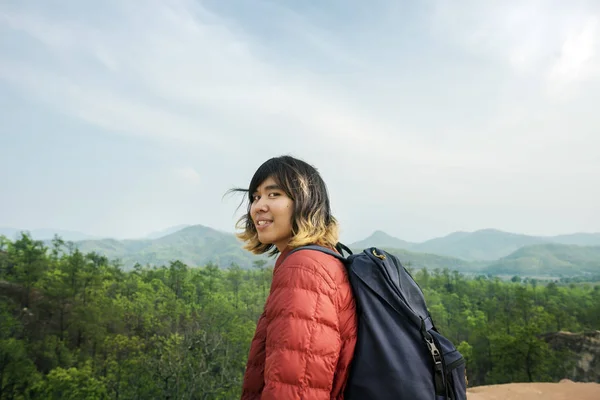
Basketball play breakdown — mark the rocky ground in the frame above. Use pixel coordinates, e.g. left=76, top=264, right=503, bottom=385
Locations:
left=467, top=380, right=600, bottom=399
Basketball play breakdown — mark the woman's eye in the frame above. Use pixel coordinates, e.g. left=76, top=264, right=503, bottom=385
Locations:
left=252, top=192, right=280, bottom=202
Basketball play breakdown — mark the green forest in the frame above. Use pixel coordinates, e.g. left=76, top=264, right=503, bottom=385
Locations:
left=1, top=233, right=599, bottom=399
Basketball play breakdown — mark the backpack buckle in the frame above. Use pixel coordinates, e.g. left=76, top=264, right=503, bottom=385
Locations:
left=425, top=336, right=443, bottom=367
left=424, top=334, right=446, bottom=394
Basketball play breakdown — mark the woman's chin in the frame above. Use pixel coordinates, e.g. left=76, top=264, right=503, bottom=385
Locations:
left=256, top=235, right=272, bottom=245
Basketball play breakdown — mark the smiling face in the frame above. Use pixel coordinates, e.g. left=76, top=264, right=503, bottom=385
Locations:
left=250, top=176, right=294, bottom=252
left=233, top=155, right=339, bottom=256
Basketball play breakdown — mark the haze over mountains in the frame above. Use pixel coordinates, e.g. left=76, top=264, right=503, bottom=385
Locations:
left=2, top=225, right=599, bottom=278
left=143, top=224, right=192, bottom=239
left=352, top=229, right=600, bottom=260
left=0, top=227, right=101, bottom=242
left=350, top=229, right=600, bottom=278
left=0, top=225, right=193, bottom=241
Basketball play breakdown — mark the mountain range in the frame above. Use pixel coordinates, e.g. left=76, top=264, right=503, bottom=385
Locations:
left=352, top=229, right=600, bottom=261
left=3, top=225, right=599, bottom=278
left=71, top=225, right=271, bottom=270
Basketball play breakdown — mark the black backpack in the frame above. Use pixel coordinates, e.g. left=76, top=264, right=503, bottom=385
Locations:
left=288, top=244, right=467, bottom=400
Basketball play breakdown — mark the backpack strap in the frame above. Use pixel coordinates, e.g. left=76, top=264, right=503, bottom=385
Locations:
left=335, top=242, right=353, bottom=257
left=286, top=244, right=348, bottom=263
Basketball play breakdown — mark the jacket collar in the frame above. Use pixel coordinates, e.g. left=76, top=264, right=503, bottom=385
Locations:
left=274, top=246, right=292, bottom=271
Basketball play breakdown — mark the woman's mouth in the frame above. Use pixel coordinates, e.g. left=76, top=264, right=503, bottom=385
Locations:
left=256, top=220, right=273, bottom=229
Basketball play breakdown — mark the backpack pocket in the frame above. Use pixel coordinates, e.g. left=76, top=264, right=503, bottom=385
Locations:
left=430, top=330, right=467, bottom=400
left=445, top=356, right=467, bottom=400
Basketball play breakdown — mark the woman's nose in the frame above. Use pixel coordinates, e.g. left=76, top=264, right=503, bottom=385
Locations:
left=253, top=197, right=268, bottom=212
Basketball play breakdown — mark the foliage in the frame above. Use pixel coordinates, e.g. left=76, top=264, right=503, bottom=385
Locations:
left=412, top=268, right=599, bottom=385
left=0, top=233, right=598, bottom=398
left=0, top=233, right=272, bottom=399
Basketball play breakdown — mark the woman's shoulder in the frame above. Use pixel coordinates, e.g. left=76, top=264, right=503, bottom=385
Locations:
left=279, top=247, right=347, bottom=287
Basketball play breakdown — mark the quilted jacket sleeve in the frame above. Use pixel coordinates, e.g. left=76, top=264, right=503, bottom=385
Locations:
left=260, top=259, right=342, bottom=400
left=241, top=312, right=268, bottom=399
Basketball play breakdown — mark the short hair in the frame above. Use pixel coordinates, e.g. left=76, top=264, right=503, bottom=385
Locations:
left=229, top=155, right=339, bottom=256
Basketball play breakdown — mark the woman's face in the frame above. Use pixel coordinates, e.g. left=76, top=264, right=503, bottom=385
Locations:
left=250, top=176, right=294, bottom=252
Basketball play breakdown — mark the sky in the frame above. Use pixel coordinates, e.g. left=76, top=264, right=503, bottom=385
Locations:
left=1, top=0, right=599, bottom=243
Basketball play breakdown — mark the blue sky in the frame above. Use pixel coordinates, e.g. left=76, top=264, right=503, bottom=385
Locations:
left=1, top=0, right=599, bottom=242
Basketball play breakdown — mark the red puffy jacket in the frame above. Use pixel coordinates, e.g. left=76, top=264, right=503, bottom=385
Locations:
left=241, top=246, right=358, bottom=399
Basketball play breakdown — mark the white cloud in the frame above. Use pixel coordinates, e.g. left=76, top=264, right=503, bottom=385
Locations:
left=0, top=1, right=402, bottom=158
left=546, top=16, right=599, bottom=96
left=173, top=167, right=201, bottom=186
left=428, top=0, right=600, bottom=89
left=0, top=0, right=503, bottom=177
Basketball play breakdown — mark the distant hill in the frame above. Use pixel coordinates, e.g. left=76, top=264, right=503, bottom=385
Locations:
left=347, top=229, right=600, bottom=277
left=349, top=230, right=415, bottom=250
left=411, top=229, right=545, bottom=260
left=358, top=247, right=485, bottom=273
left=0, top=227, right=98, bottom=242
left=350, top=229, right=542, bottom=260
left=546, top=232, right=600, bottom=246
left=144, top=224, right=191, bottom=239
left=357, top=229, right=600, bottom=261
left=75, top=225, right=271, bottom=270
left=484, top=244, right=600, bottom=277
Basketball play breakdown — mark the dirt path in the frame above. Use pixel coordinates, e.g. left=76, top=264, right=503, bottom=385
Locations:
left=467, top=380, right=600, bottom=400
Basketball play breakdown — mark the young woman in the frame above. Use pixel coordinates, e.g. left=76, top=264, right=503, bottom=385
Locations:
left=232, top=155, right=357, bottom=399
